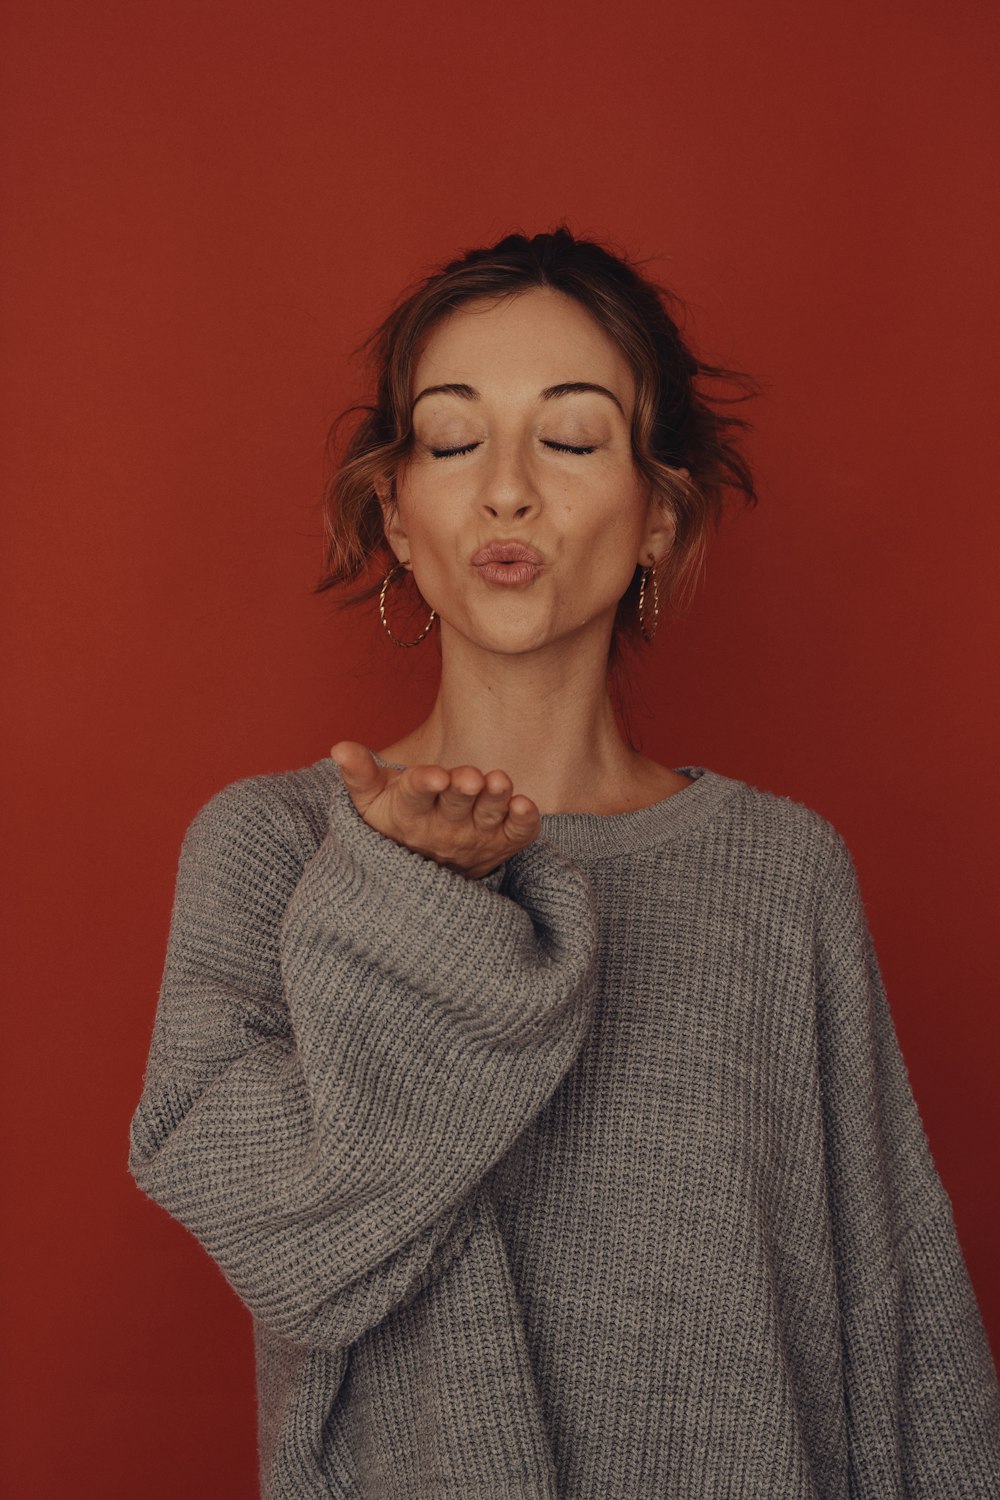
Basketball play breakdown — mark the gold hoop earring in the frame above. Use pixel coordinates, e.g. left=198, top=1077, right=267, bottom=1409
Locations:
left=379, top=562, right=437, bottom=648
left=638, top=565, right=660, bottom=642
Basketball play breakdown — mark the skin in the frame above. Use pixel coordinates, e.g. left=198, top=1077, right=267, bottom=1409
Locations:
left=331, top=285, right=694, bottom=879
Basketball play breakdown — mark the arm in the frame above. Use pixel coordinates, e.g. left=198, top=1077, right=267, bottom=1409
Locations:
left=812, top=832, right=1000, bottom=1496
left=128, top=771, right=597, bottom=1351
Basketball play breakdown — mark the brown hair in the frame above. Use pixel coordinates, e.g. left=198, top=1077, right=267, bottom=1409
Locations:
left=315, top=225, right=759, bottom=681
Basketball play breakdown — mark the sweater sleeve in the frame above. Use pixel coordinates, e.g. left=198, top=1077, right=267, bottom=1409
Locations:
left=812, top=830, right=1000, bottom=1498
left=128, top=770, right=597, bottom=1351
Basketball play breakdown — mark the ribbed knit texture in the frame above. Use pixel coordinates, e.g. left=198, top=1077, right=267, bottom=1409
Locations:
left=128, top=754, right=1000, bottom=1498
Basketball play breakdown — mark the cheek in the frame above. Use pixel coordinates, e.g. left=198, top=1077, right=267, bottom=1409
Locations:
left=399, top=503, right=466, bottom=589
left=392, top=481, right=453, bottom=551
left=571, top=531, right=643, bottom=600
left=577, top=479, right=647, bottom=547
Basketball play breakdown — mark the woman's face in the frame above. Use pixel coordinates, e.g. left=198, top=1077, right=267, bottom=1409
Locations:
left=380, top=286, right=675, bottom=658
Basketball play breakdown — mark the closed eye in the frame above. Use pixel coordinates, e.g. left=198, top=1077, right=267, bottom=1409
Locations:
left=429, top=441, right=597, bottom=459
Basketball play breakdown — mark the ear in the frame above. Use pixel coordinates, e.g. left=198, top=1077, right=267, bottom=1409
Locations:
left=639, top=485, right=678, bottom=570
left=375, top=473, right=409, bottom=566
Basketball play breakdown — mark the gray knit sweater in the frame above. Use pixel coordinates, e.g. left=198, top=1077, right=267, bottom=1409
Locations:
left=128, top=754, right=1000, bottom=1498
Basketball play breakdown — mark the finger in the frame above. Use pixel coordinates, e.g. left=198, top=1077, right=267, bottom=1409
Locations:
left=503, top=794, right=542, bottom=841
left=436, top=766, right=486, bottom=822
left=330, top=741, right=384, bottom=799
left=395, top=763, right=450, bottom=817
left=471, top=769, right=513, bottom=829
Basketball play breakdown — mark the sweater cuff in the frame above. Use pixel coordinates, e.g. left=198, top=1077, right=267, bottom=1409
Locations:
left=281, top=769, right=596, bottom=1046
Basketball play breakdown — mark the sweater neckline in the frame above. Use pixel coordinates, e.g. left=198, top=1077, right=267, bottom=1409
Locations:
left=358, top=752, right=744, bottom=860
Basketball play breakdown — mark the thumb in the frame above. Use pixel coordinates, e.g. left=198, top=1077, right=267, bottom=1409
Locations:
left=329, top=740, right=384, bottom=801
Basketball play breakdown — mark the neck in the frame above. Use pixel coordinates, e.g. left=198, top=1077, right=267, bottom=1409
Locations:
left=379, top=619, right=662, bottom=815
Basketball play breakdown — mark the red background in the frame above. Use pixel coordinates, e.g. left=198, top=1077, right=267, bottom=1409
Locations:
left=3, top=1, right=998, bottom=1493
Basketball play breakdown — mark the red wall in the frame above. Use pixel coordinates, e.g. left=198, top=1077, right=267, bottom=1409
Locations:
left=4, top=1, right=998, bottom=1493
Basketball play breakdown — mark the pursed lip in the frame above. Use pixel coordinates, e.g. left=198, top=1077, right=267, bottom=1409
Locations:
left=471, top=541, right=545, bottom=566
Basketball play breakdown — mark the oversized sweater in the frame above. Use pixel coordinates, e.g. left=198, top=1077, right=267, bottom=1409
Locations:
left=128, top=752, right=1000, bottom=1499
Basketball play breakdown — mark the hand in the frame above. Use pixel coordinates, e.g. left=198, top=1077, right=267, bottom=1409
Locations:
left=329, top=740, right=542, bottom=880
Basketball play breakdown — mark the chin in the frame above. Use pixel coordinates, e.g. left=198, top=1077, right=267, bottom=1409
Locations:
left=458, top=618, right=550, bottom=654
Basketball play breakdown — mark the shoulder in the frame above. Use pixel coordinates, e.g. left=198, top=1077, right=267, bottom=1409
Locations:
left=706, top=768, right=858, bottom=899
left=182, top=756, right=339, bottom=868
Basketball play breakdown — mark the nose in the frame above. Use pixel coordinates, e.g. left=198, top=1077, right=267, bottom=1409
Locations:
left=477, top=435, right=541, bottom=522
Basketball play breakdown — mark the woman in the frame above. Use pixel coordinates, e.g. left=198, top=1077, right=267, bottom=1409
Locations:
left=129, top=228, right=1000, bottom=1498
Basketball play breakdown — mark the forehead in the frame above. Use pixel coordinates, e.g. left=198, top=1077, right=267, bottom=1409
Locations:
left=411, top=287, right=634, bottom=407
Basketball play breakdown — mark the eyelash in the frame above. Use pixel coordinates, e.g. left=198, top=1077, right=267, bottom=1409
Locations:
left=429, top=440, right=597, bottom=460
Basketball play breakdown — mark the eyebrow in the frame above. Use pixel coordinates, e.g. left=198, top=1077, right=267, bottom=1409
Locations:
left=411, top=381, right=625, bottom=417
